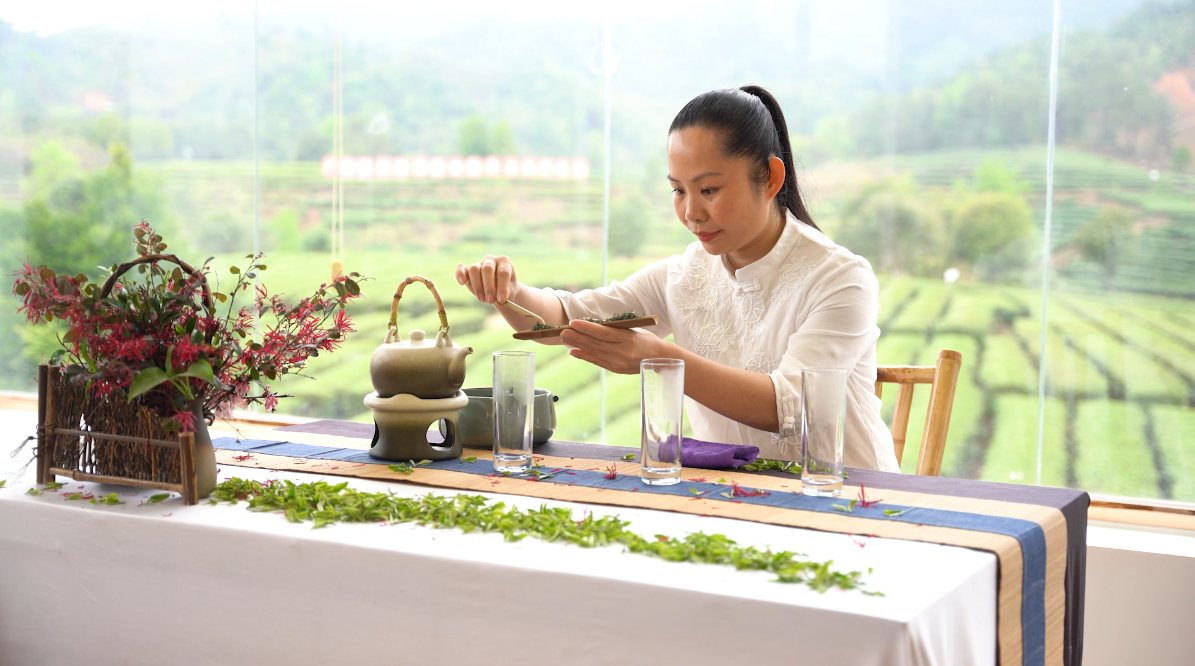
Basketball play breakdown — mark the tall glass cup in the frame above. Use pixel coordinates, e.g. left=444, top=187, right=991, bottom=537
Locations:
left=640, top=358, right=685, bottom=485
left=801, top=367, right=847, bottom=497
left=493, top=351, right=535, bottom=473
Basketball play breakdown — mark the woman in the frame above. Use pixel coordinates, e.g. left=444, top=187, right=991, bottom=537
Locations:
left=456, top=86, right=898, bottom=472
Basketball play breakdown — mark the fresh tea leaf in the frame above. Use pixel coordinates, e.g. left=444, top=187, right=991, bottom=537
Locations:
left=147, top=493, right=171, bottom=504
left=620, top=453, right=635, bottom=460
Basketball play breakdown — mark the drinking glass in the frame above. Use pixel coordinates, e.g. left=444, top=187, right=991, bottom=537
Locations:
left=493, top=351, right=535, bottom=472
left=640, top=358, right=685, bottom=485
left=801, top=367, right=847, bottom=497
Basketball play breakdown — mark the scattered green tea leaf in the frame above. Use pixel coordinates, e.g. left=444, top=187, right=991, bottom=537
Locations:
left=620, top=453, right=635, bottom=460
left=209, top=476, right=879, bottom=595
left=883, top=509, right=906, bottom=517
left=147, top=493, right=171, bottom=504
left=44, top=481, right=65, bottom=490
left=0, top=479, right=5, bottom=488
left=26, top=487, right=42, bottom=496
left=460, top=457, right=477, bottom=464
left=65, top=492, right=84, bottom=500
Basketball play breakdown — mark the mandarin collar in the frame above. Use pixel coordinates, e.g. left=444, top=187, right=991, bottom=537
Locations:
left=720, top=210, right=805, bottom=285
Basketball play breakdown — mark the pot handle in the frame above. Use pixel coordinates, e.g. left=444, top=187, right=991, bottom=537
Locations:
left=390, top=275, right=450, bottom=334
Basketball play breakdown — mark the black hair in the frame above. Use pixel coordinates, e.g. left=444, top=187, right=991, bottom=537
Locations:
left=668, top=85, right=818, bottom=230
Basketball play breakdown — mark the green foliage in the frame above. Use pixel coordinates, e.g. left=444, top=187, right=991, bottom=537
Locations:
left=490, top=121, right=517, bottom=156
left=971, top=159, right=1029, bottom=195
left=25, top=139, right=82, bottom=200
left=608, top=191, right=651, bottom=258
left=211, top=477, right=877, bottom=593
left=266, top=208, right=302, bottom=252
left=458, top=114, right=489, bottom=156
left=20, top=142, right=173, bottom=276
left=952, top=192, right=1033, bottom=275
left=458, top=115, right=518, bottom=156
left=837, top=176, right=947, bottom=277
left=1073, top=208, right=1135, bottom=289
left=301, top=225, right=331, bottom=252
left=1173, top=145, right=1193, bottom=173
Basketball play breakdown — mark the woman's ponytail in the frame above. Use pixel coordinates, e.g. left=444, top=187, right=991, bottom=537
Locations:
left=669, top=85, right=819, bottom=231
left=738, top=85, right=817, bottom=230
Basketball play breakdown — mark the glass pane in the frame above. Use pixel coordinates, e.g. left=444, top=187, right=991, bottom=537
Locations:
left=256, top=5, right=606, bottom=440
left=1048, top=0, right=1195, bottom=500
left=610, top=2, right=1053, bottom=468
left=0, top=11, right=256, bottom=390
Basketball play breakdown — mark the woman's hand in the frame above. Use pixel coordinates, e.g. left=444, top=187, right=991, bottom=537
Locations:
left=455, top=255, right=517, bottom=304
left=561, top=319, right=670, bottom=374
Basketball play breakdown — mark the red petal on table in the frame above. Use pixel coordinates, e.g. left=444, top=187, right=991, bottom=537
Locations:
left=161, top=513, right=172, bottom=517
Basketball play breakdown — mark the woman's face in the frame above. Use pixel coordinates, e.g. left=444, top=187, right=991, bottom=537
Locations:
left=666, top=126, right=784, bottom=265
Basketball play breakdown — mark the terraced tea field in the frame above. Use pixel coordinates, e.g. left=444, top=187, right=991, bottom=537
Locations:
left=251, top=243, right=1195, bottom=502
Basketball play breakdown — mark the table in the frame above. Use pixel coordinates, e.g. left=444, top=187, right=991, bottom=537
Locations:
left=0, top=410, right=1086, bottom=666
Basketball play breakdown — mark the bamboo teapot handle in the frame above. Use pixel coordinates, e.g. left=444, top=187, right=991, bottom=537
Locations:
left=389, top=276, right=450, bottom=337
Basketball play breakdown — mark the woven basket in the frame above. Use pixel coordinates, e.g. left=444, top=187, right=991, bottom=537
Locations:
left=33, top=253, right=219, bottom=505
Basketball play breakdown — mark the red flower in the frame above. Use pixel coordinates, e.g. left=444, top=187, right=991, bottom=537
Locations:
left=603, top=464, right=617, bottom=480
left=857, top=485, right=883, bottom=509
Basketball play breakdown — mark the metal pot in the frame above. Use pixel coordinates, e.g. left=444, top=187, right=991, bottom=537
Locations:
left=458, top=386, right=558, bottom=448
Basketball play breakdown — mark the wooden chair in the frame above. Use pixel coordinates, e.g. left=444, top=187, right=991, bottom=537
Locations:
left=874, top=350, right=963, bottom=476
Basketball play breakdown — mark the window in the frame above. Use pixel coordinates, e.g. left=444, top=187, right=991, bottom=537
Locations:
left=2, top=1, right=1192, bottom=502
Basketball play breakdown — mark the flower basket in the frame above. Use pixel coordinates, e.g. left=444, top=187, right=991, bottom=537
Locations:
left=15, top=222, right=364, bottom=503
left=36, top=363, right=207, bottom=504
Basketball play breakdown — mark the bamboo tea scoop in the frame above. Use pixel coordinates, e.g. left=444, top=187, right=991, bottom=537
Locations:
left=500, top=299, right=547, bottom=327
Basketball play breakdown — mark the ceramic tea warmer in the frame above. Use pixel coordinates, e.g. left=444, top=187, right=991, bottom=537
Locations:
left=366, top=276, right=473, bottom=461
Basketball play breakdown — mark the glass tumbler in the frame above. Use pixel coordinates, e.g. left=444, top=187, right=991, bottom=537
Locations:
left=493, top=351, right=535, bottom=473
left=801, top=367, right=847, bottom=497
left=640, top=358, right=685, bottom=485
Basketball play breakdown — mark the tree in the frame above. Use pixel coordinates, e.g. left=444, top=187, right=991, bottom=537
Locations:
left=1174, top=145, right=1193, bottom=173
left=458, top=114, right=489, bottom=156
left=1074, top=208, right=1135, bottom=290
left=609, top=192, right=650, bottom=258
left=836, top=177, right=947, bottom=277
left=952, top=192, right=1033, bottom=266
left=22, top=143, right=170, bottom=275
left=490, top=120, right=517, bottom=155
left=972, top=159, right=1028, bottom=195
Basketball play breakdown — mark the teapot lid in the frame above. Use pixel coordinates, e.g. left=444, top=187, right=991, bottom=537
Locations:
left=383, top=327, right=455, bottom=347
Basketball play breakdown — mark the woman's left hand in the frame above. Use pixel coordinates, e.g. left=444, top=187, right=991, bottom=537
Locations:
left=560, top=319, right=670, bottom=374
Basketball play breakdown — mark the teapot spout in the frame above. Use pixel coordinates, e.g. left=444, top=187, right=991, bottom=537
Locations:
left=448, top=346, right=474, bottom=389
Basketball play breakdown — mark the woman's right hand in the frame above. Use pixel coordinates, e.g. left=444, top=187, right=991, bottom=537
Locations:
left=455, top=255, right=518, bottom=304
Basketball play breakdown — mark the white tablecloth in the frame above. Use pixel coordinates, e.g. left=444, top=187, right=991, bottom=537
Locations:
left=0, top=409, right=996, bottom=666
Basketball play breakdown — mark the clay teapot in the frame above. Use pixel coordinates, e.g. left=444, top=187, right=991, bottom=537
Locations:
left=370, top=276, right=473, bottom=399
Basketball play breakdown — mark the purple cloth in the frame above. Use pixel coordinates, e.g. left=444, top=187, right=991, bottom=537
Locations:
left=657, top=436, right=760, bottom=469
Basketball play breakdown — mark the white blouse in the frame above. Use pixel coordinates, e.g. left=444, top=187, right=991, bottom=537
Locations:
left=551, top=211, right=899, bottom=472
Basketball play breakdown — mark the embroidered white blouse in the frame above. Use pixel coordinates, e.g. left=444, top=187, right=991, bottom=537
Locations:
left=551, top=211, right=899, bottom=472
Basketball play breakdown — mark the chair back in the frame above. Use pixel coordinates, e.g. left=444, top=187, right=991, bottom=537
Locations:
left=874, top=349, right=962, bottom=476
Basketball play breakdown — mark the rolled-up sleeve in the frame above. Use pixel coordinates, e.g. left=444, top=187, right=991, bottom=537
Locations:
left=767, top=257, right=880, bottom=436
left=548, top=259, right=673, bottom=338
